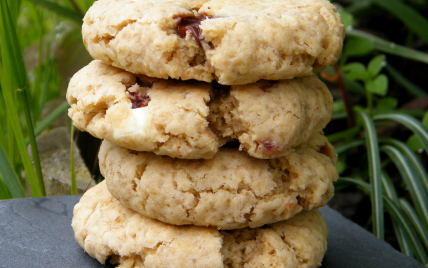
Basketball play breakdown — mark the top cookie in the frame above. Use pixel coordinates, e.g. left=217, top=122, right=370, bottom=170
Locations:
left=82, top=0, right=344, bottom=85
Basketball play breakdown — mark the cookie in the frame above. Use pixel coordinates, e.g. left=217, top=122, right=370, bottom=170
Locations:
left=99, top=137, right=338, bottom=229
left=72, top=181, right=328, bottom=268
left=67, top=60, right=333, bottom=159
left=82, top=0, right=344, bottom=85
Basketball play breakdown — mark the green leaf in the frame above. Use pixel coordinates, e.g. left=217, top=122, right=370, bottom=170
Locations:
left=381, top=172, right=398, bottom=201
left=406, top=111, right=428, bottom=153
left=392, top=221, right=414, bottom=258
left=381, top=138, right=428, bottom=205
left=338, top=9, right=354, bottom=30
left=367, top=55, right=386, bottom=77
left=343, top=62, right=368, bottom=81
left=334, top=139, right=365, bottom=155
left=344, top=37, right=374, bottom=57
left=0, top=142, right=26, bottom=198
left=407, top=135, right=424, bottom=153
left=27, top=0, right=83, bottom=23
left=376, top=98, right=397, bottom=113
left=381, top=145, right=428, bottom=231
left=0, top=178, right=12, bottom=200
left=400, top=199, right=428, bottom=253
left=374, top=112, right=428, bottom=155
left=346, top=30, right=428, bottom=65
left=356, top=110, right=384, bottom=240
left=339, top=178, right=428, bottom=264
left=366, top=74, right=388, bottom=96
left=0, top=2, right=45, bottom=197
left=371, top=0, right=428, bottom=45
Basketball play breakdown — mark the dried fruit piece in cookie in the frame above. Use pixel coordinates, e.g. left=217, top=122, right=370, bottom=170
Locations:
left=82, top=0, right=344, bottom=85
left=99, top=139, right=338, bottom=229
left=67, top=61, right=332, bottom=159
left=72, top=181, right=328, bottom=268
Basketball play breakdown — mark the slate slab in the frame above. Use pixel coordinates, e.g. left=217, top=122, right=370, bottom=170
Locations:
left=0, top=195, right=423, bottom=268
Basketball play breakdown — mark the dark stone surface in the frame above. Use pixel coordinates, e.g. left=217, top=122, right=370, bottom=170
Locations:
left=0, top=195, right=423, bottom=268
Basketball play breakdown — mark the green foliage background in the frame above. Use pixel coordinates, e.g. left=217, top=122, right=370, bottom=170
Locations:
left=0, top=0, right=427, bottom=264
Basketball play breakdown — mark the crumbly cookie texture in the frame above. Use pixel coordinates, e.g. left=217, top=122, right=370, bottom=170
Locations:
left=72, top=181, right=328, bottom=268
left=82, top=0, right=344, bottom=85
left=67, top=60, right=332, bottom=159
left=99, top=138, right=338, bottom=229
left=208, top=77, right=333, bottom=159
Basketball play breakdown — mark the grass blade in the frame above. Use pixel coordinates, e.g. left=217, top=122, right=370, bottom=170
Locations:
left=381, top=138, right=428, bottom=195
left=339, top=177, right=428, bottom=264
left=381, top=145, right=428, bottom=231
left=400, top=199, right=428, bottom=252
left=374, top=112, right=428, bottom=155
left=0, top=178, right=12, bottom=200
left=371, top=0, right=428, bottom=45
left=70, top=125, right=77, bottom=195
left=385, top=65, right=427, bottom=97
left=0, top=143, right=26, bottom=198
left=357, top=109, right=384, bottom=239
left=0, top=3, right=44, bottom=197
left=25, top=100, right=70, bottom=145
left=27, top=0, right=83, bottom=22
left=346, top=29, right=428, bottom=65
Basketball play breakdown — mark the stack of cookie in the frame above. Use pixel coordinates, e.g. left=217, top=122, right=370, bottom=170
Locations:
left=69, top=0, right=344, bottom=267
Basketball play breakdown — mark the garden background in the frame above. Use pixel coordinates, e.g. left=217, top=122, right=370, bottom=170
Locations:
left=0, top=0, right=428, bottom=265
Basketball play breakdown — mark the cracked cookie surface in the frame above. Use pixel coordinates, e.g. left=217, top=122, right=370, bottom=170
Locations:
left=72, top=181, right=328, bottom=268
left=99, top=139, right=338, bottom=229
left=67, top=60, right=332, bottom=159
left=82, top=0, right=344, bottom=85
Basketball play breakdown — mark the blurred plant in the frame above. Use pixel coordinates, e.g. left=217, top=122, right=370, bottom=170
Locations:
left=0, top=0, right=95, bottom=199
left=326, top=0, right=428, bottom=264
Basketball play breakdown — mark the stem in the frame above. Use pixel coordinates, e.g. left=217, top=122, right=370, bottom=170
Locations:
left=68, top=0, right=83, bottom=15
left=20, top=90, right=45, bottom=196
left=334, top=65, right=356, bottom=127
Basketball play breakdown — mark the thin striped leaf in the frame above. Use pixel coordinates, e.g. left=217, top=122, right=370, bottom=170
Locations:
left=371, top=0, right=428, bottom=45
left=334, top=139, right=365, bottom=155
left=0, top=143, right=26, bottom=198
left=381, top=172, right=398, bottom=201
left=27, top=0, right=83, bottom=22
left=385, top=197, right=428, bottom=264
left=400, top=199, right=428, bottom=252
left=327, top=127, right=359, bottom=143
left=379, top=173, right=417, bottom=256
left=381, top=138, right=428, bottom=195
left=381, top=145, right=428, bottom=231
left=357, top=110, right=384, bottom=239
left=346, top=29, right=428, bottom=65
left=339, top=178, right=428, bottom=264
left=392, top=221, right=414, bottom=258
left=374, top=112, right=428, bottom=155
left=385, top=65, right=427, bottom=97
